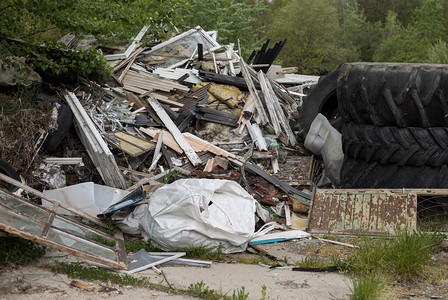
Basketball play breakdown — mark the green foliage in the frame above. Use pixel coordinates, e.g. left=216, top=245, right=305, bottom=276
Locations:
left=296, top=256, right=330, bottom=268
left=349, top=275, right=382, bottom=300
left=356, top=0, right=423, bottom=25
left=0, top=237, right=46, bottom=267
left=268, top=0, right=358, bottom=74
left=182, top=0, right=265, bottom=59
left=125, top=239, right=160, bottom=253
left=386, top=230, right=444, bottom=278
left=0, top=0, right=187, bottom=84
left=232, top=286, right=249, bottom=300
left=86, top=234, right=116, bottom=248
left=349, top=230, right=444, bottom=278
left=0, top=0, right=186, bottom=45
left=260, top=284, right=267, bottom=300
left=188, top=281, right=221, bottom=300
left=180, top=244, right=224, bottom=260
left=51, top=262, right=150, bottom=287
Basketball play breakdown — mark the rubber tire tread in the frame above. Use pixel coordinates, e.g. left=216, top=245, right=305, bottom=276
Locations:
left=342, top=122, right=448, bottom=167
left=0, top=159, right=21, bottom=192
left=340, top=156, right=448, bottom=189
left=338, top=62, right=448, bottom=128
left=296, top=66, right=341, bottom=138
left=43, top=103, right=74, bottom=153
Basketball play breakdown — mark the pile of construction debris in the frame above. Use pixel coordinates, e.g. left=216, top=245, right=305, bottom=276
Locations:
left=1, top=26, right=436, bottom=272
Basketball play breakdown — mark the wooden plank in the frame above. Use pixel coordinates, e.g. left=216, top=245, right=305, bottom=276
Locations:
left=240, top=60, right=269, bottom=125
left=258, top=71, right=281, bottom=135
left=265, top=77, right=297, bottom=146
left=246, top=122, right=267, bottom=151
left=139, top=127, right=183, bottom=154
left=114, top=132, right=154, bottom=151
left=308, top=189, right=417, bottom=235
left=146, top=96, right=202, bottom=166
left=182, top=132, right=242, bottom=162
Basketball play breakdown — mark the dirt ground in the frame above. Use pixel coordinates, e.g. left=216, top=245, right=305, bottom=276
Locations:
left=0, top=238, right=447, bottom=300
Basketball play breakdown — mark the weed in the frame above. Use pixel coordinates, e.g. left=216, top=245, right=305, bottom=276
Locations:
left=180, top=244, right=224, bottom=261
left=188, top=281, right=221, bottom=300
left=260, top=284, right=267, bottom=300
left=18, top=284, right=32, bottom=292
left=0, top=237, right=46, bottom=267
left=296, top=256, right=329, bottom=268
left=51, top=262, right=150, bottom=287
left=125, top=239, right=160, bottom=253
left=386, top=230, right=444, bottom=278
left=232, top=286, right=249, bottom=300
left=350, top=235, right=388, bottom=275
left=86, top=234, right=116, bottom=248
left=349, top=275, right=382, bottom=300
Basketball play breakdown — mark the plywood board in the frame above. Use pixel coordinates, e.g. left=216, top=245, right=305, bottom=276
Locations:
left=307, top=189, right=417, bottom=235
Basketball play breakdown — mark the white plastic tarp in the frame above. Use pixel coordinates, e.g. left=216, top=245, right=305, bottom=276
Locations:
left=140, top=179, right=256, bottom=253
left=43, top=182, right=130, bottom=216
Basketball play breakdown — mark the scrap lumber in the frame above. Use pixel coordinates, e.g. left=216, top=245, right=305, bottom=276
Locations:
left=240, top=60, right=269, bottom=125
left=191, top=106, right=239, bottom=127
left=258, top=72, right=297, bottom=146
left=65, top=92, right=127, bottom=189
left=257, top=71, right=281, bottom=135
left=139, top=128, right=183, bottom=154
left=243, top=162, right=311, bottom=200
left=146, top=96, right=202, bottom=166
left=183, top=132, right=243, bottom=162
left=246, top=122, right=267, bottom=151
left=105, top=25, right=150, bottom=61
left=114, top=131, right=155, bottom=157
left=307, top=189, right=417, bottom=235
left=198, top=71, right=261, bottom=90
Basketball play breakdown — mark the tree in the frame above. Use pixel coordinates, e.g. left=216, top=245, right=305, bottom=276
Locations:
left=0, top=0, right=187, bottom=82
left=182, top=0, right=265, bottom=59
left=268, top=0, right=358, bottom=74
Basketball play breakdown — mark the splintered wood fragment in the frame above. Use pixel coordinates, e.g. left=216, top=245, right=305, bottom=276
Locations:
left=115, top=131, right=154, bottom=151
left=70, top=280, right=117, bottom=293
left=146, top=96, right=202, bottom=166
left=118, top=47, right=145, bottom=81
left=204, top=156, right=229, bottom=172
left=152, top=131, right=164, bottom=165
left=285, top=204, right=292, bottom=227
left=258, top=71, right=281, bottom=135
left=265, top=77, right=297, bottom=146
left=246, top=122, right=267, bottom=151
left=139, top=127, right=183, bottom=154
left=240, top=60, right=269, bottom=125
left=182, top=132, right=243, bottom=162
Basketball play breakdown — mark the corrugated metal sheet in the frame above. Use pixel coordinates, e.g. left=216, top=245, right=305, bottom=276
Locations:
left=307, top=189, right=417, bottom=235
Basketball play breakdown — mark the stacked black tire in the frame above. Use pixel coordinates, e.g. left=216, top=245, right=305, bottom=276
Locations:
left=338, top=62, right=448, bottom=188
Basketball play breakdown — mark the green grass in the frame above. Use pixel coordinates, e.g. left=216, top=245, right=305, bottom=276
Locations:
left=350, top=275, right=382, bottom=300
left=188, top=281, right=221, bottom=300
left=0, top=237, right=46, bottom=268
left=343, top=230, right=445, bottom=300
left=180, top=244, right=225, bottom=261
left=86, top=234, right=116, bottom=248
left=348, top=230, right=444, bottom=278
left=295, top=256, right=331, bottom=268
left=125, top=239, right=160, bottom=253
left=51, top=262, right=150, bottom=287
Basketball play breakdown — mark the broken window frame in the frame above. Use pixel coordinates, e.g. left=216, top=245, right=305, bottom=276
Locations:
left=0, top=173, right=127, bottom=270
left=143, top=26, right=221, bottom=69
left=105, top=25, right=150, bottom=61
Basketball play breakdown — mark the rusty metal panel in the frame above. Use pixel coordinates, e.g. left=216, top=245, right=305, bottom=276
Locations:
left=307, top=189, right=417, bottom=235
